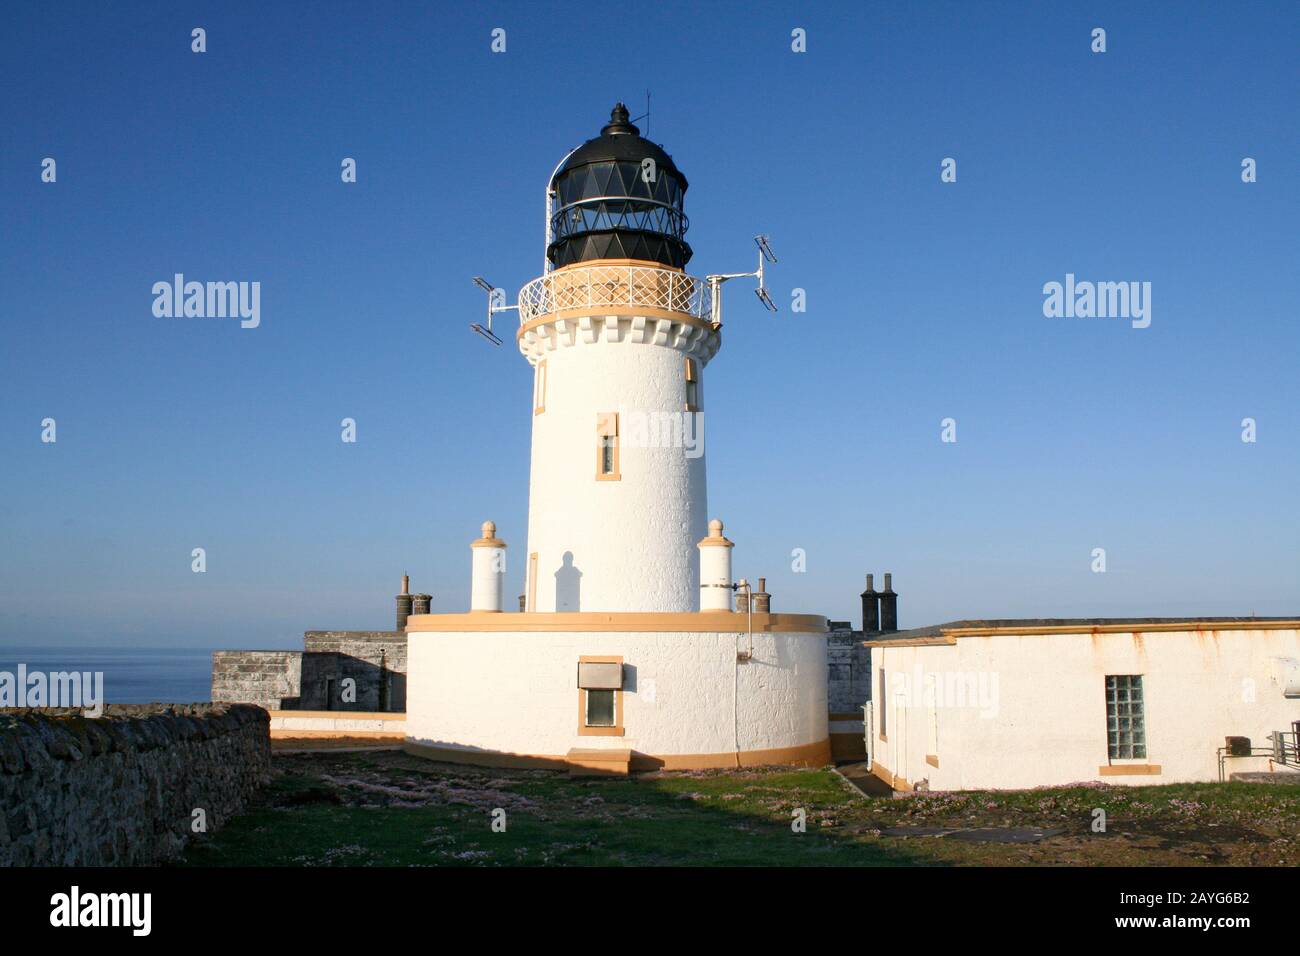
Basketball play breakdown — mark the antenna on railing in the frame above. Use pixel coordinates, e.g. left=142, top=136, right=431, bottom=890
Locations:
left=470, top=276, right=518, bottom=347
left=705, top=235, right=778, bottom=328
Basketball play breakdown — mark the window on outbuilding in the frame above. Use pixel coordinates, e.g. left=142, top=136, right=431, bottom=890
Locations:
left=1105, top=675, right=1146, bottom=759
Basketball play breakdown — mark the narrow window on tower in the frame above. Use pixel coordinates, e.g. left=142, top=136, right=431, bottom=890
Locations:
left=596, top=412, right=620, bottom=481
left=684, top=357, right=699, bottom=412
left=533, top=360, right=547, bottom=415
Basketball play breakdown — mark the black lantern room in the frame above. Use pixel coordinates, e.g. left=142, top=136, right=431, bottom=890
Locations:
left=547, top=103, right=692, bottom=269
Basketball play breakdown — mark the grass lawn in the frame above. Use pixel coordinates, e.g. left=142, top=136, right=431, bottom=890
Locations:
left=179, top=751, right=1300, bottom=867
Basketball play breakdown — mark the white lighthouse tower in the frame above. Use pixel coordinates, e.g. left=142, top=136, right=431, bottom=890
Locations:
left=518, top=104, right=712, bottom=613
left=404, top=104, right=831, bottom=774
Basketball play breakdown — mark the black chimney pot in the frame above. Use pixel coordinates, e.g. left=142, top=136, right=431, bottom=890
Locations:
left=860, top=573, right=879, bottom=633
left=879, top=573, right=898, bottom=632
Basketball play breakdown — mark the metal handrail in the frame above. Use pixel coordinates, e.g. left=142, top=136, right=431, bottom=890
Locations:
left=517, top=264, right=712, bottom=324
left=1215, top=731, right=1300, bottom=781
left=1272, top=730, right=1299, bottom=766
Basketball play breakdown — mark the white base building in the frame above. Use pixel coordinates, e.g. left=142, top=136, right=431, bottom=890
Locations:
left=406, top=613, right=829, bottom=771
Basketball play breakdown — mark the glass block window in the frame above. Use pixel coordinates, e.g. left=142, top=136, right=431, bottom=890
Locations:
left=1106, top=675, right=1146, bottom=759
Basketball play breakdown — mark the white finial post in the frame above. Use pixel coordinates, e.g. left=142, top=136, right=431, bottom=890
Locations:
left=470, top=521, right=507, bottom=612
left=697, top=518, right=735, bottom=611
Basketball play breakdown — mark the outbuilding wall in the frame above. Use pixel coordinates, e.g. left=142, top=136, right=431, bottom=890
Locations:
left=870, top=627, right=1300, bottom=790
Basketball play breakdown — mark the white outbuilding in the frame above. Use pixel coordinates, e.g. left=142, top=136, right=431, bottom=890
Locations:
left=866, top=618, right=1300, bottom=791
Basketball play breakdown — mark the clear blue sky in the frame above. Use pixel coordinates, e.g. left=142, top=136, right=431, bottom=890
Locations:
left=2, top=1, right=1296, bottom=648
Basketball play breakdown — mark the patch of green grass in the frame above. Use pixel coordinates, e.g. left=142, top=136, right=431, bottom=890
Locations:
left=179, top=753, right=1300, bottom=867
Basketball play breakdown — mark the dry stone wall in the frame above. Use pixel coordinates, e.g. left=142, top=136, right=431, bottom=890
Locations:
left=0, top=703, right=269, bottom=866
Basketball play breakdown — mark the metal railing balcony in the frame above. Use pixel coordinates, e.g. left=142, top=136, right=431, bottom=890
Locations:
left=518, top=263, right=713, bottom=325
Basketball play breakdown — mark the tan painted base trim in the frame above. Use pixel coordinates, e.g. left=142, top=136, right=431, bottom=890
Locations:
left=406, top=610, right=828, bottom=634
left=638, top=739, right=832, bottom=771
left=864, top=636, right=958, bottom=648
left=949, top=620, right=1299, bottom=637
left=403, top=737, right=832, bottom=773
left=870, top=760, right=911, bottom=792
left=567, top=747, right=632, bottom=777
left=274, top=743, right=400, bottom=749
left=404, top=740, right=571, bottom=771
left=1098, top=763, right=1162, bottom=776
left=270, top=729, right=405, bottom=740
left=870, top=619, right=1300, bottom=647
left=267, top=710, right=406, bottom=720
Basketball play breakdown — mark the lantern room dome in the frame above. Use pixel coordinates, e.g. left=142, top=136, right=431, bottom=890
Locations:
left=547, top=103, right=692, bottom=269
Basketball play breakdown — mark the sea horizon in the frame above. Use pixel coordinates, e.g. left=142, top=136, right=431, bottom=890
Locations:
left=0, top=645, right=218, bottom=705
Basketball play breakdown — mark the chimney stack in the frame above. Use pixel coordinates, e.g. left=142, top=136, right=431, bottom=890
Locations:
left=752, top=577, right=771, bottom=613
left=879, top=572, right=898, bottom=632
left=860, top=573, right=879, bottom=633
left=411, top=593, right=432, bottom=616
left=697, top=518, right=735, bottom=612
left=518, top=593, right=527, bottom=612
left=396, top=574, right=413, bottom=631
left=470, top=520, right=507, bottom=612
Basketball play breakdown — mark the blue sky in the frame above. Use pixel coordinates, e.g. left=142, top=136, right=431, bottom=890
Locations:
left=2, top=1, right=1296, bottom=648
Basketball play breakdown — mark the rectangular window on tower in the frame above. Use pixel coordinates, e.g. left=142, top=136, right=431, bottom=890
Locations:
left=684, top=357, right=699, bottom=412
left=596, top=412, right=620, bottom=480
left=533, top=360, right=547, bottom=415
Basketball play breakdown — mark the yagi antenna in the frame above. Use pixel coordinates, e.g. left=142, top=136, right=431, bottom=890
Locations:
left=470, top=276, right=518, bottom=347
left=706, top=235, right=779, bottom=327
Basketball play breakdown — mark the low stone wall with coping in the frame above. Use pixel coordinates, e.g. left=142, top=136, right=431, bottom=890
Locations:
left=0, top=703, right=270, bottom=866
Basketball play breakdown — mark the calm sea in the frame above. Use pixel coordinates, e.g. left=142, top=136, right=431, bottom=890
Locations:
left=0, top=647, right=214, bottom=704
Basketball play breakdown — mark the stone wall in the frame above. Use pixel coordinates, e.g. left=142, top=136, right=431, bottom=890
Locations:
left=827, top=622, right=871, bottom=714
left=211, top=650, right=303, bottom=710
left=0, top=703, right=269, bottom=866
left=301, top=631, right=407, bottom=712
left=211, top=634, right=408, bottom=712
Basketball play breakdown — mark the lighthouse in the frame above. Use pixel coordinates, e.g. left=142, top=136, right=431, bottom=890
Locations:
left=404, top=104, right=831, bottom=773
left=519, top=103, right=714, bottom=613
